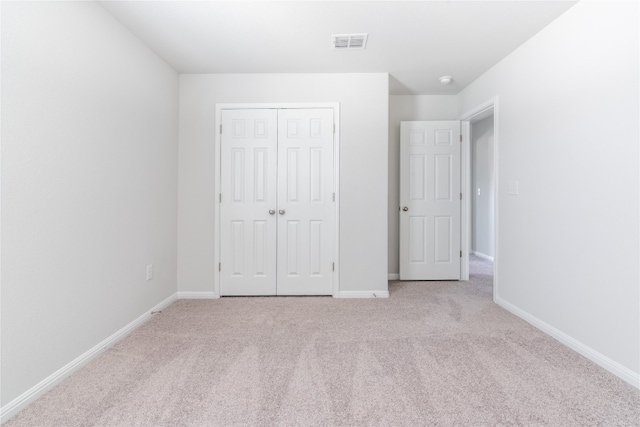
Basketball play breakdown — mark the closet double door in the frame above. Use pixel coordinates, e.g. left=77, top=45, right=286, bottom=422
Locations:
left=219, top=108, right=335, bottom=296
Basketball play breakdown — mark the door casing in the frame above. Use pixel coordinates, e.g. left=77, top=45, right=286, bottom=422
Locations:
left=214, top=103, right=341, bottom=297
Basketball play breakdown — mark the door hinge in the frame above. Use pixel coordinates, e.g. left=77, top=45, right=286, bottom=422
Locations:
left=332, top=192, right=335, bottom=202
left=460, top=251, right=462, bottom=258
left=460, top=134, right=462, bottom=142
left=460, top=193, right=462, bottom=200
left=218, top=262, right=221, bottom=272
left=332, top=262, right=335, bottom=271
left=219, top=193, right=222, bottom=203
left=333, top=124, right=336, bottom=134
left=220, top=124, right=222, bottom=134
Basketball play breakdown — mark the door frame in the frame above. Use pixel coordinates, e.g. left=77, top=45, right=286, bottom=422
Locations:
left=213, top=103, right=341, bottom=297
left=460, top=97, right=499, bottom=302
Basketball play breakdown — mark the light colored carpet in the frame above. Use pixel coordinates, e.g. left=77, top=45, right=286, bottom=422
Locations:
left=6, top=257, right=639, bottom=426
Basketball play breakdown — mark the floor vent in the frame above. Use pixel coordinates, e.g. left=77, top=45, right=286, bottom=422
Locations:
left=331, top=34, right=368, bottom=50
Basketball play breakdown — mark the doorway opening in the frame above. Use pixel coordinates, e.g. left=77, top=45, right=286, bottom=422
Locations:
left=461, top=99, right=498, bottom=300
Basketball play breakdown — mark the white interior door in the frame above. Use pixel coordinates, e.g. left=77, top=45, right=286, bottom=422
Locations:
left=276, top=109, right=334, bottom=295
left=219, top=108, right=334, bottom=296
left=220, top=109, right=278, bottom=295
left=399, top=121, right=461, bottom=280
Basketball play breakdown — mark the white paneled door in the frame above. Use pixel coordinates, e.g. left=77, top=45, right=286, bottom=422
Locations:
left=399, top=121, right=461, bottom=280
left=276, top=109, right=335, bottom=295
left=220, top=109, right=278, bottom=296
left=220, top=108, right=335, bottom=296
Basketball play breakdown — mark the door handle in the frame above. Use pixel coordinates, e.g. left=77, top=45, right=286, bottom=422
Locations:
left=402, top=206, right=409, bottom=211
left=269, top=209, right=275, bottom=215
left=279, top=209, right=286, bottom=215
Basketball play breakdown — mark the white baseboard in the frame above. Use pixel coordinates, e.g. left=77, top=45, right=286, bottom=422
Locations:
left=177, top=291, right=218, bottom=299
left=495, top=296, right=640, bottom=389
left=388, top=273, right=400, bottom=280
left=336, top=290, right=389, bottom=298
left=0, top=293, right=177, bottom=424
left=473, top=251, right=494, bottom=262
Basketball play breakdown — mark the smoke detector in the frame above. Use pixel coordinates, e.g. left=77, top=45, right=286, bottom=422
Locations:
left=439, top=76, right=453, bottom=85
left=331, top=34, right=368, bottom=50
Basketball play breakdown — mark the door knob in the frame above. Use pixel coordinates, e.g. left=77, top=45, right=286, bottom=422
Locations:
left=269, top=209, right=275, bottom=215
left=402, top=206, right=409, bottom=211
left=279, top=209, right=286, bottom=215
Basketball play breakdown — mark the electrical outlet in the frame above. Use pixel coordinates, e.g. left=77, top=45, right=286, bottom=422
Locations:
left=146, top=264, right=153, bottom=281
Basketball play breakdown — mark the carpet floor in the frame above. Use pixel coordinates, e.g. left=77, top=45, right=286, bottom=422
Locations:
left=6, top=257, right=639, bottom=426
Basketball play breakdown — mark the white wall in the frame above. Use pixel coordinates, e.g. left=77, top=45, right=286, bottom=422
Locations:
left=178, top=74, right=389, bottom=294
left=388, top=95, right=458, bottom=276
left=471, top=116, right=494, bottom=258
left=1, top=1, right=179, bottom=408
left=459, top=0, right=639, bottom=383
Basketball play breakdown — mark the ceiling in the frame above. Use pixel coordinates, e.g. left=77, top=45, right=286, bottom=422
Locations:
left=100, top=1, right=577, bottom=95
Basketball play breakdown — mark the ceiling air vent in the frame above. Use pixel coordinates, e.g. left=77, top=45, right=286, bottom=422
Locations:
left=331, top=34, right=368, bottom=50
